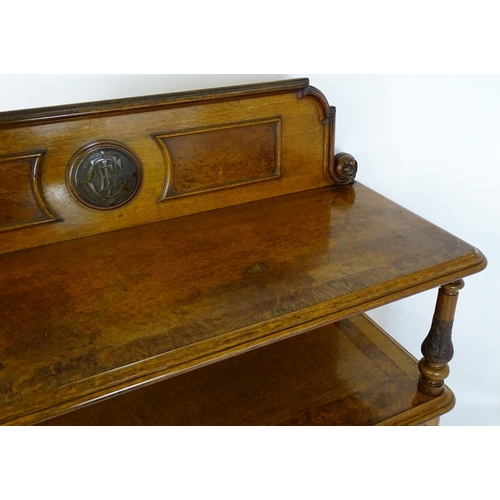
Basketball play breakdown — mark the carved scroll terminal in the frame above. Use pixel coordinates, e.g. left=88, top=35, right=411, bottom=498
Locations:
left=331, top=152, right=358, bottom=185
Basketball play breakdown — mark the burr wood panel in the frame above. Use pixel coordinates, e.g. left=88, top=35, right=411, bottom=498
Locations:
left=0, top=152, right=59, bottom=231
left=155, top=119, right=281, bottom=200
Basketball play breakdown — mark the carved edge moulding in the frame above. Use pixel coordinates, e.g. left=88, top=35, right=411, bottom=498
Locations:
left=0, top=79, right=327, bottom=127
left=296, top=85, right=357, bottom=186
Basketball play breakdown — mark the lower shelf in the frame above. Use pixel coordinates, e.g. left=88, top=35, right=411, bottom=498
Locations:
left=41, top=314, right=454, bottom=426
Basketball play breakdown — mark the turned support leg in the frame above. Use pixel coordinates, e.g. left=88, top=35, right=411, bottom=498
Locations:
left=418, top=279, right=465, bottom=396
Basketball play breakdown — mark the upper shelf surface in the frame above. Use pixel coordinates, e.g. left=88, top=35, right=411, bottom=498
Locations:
left=0, top=182, right=486, bottom=424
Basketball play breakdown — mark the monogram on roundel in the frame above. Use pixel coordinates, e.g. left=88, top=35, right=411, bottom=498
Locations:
left=67, top=141, right=142, bottom=210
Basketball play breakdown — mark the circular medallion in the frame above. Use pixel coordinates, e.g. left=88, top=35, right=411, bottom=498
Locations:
left=67, top=141, right=142, bottom=210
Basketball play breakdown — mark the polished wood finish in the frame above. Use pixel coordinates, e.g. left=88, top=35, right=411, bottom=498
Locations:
left=332, top=152, right=358, bottom=184
left=0, top=79, right=487, bottom=425
left=0, top=152, right=59, bottom=231
left=155, top=118, right=281, bottom=199
left=43, top=315, right=454, bottom=426
left=0, top=79, right=338, bottom=256
left=0, top=183, right=485, bottom=425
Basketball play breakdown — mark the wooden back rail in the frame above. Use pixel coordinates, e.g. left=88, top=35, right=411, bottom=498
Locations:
left=0, top=79, right=486, bottom=425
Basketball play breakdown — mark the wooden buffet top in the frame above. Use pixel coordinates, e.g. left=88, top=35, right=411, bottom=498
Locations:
left=0, top=183, right=485, bottom=425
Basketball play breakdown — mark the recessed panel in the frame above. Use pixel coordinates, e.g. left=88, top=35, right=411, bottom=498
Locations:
left=0, top=152, right=59, bottom=231
left=155, top=118, right=281, bottom=200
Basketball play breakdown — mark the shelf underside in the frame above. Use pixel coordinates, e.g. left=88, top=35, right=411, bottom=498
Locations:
left=42, top=314, right=454, bottom=426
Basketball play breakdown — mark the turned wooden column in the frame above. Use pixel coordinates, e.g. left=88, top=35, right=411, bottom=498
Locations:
left=418, top=279, right=465, bottom=396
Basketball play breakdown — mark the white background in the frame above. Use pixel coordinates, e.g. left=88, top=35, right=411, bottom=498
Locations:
left=306, top=74, right=500, bottom=426
left=2, top=2, right=499, bottom=497
left=1, top=74, right=497, bottom=426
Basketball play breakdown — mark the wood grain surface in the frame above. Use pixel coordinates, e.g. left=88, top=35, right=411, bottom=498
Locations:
left=0, top=79, right=336, bottom=255
left=0, top=79, right=487, bottom=426
left=42, top=314, right=455, bottom=426
left=0, top=183, right=485, bottom=425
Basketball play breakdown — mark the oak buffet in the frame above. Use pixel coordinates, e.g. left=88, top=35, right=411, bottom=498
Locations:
left=0, top=79, right=486, bottom=425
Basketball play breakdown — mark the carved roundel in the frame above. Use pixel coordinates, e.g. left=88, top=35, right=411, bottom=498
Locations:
left=67, top=141, right=142, bottom=210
